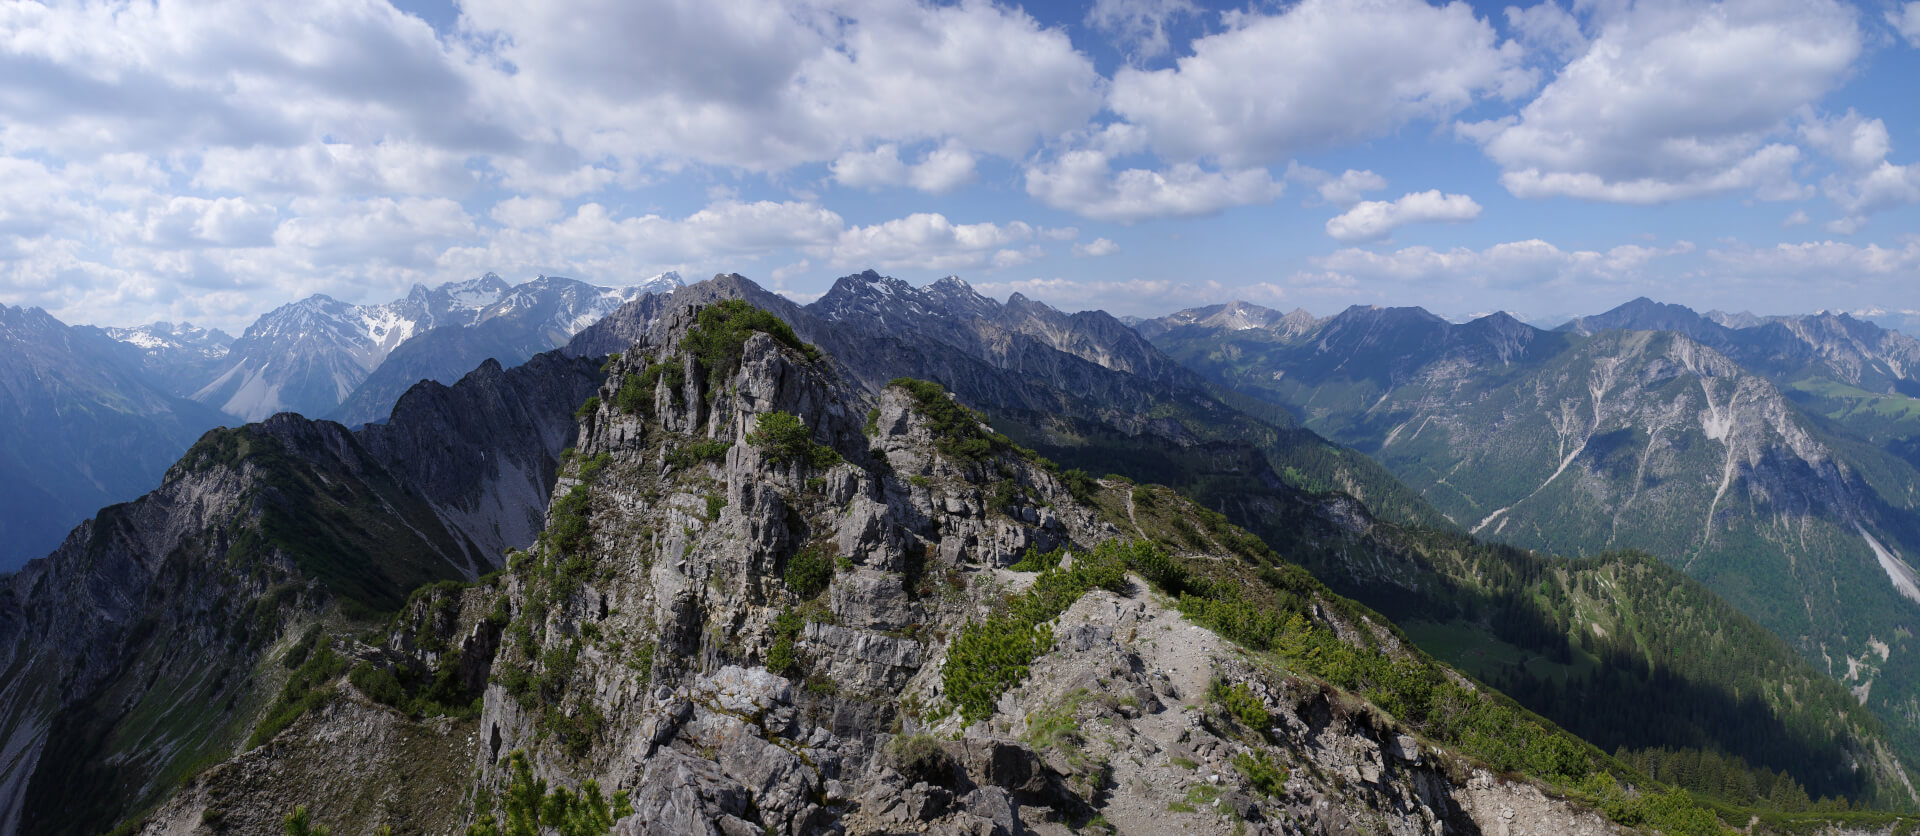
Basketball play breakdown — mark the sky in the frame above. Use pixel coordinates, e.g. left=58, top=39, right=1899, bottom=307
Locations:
left=1, top=0, right=1918, bottom=333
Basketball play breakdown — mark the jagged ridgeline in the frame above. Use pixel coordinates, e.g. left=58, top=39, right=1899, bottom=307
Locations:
left=102, top=298, right=1912, bottom=835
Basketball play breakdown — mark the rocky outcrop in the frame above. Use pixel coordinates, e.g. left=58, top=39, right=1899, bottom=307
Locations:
left=430, top=303, right=1635, bottom=835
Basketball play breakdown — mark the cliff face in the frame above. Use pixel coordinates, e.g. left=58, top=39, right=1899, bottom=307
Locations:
left=130, top=303, right=1639, bottom=836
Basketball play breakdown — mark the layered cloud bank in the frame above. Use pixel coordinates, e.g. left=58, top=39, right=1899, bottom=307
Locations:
left=0, top=0, right=1915, bottom=328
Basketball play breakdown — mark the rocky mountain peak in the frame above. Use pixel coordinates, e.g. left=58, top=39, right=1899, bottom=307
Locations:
left=1559, top=296, right=1725, bottom=340
left=923, top=274, right=1000, bottom=319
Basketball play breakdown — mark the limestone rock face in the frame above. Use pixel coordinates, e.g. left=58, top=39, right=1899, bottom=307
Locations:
left=440, top=306, right=1636, bottom=836
left=106, top=296, right=1645, bottom=836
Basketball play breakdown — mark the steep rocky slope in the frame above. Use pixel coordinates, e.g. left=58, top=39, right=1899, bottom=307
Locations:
left=1561, top=298, right=1920, bottom=469
left=0, top=351, right=599, bottom=835
left=575, top=272, right=1444, bottom=530
left=123, top=300, right=1729, bottom=836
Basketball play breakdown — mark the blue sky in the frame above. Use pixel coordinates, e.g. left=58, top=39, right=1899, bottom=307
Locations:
left=2, top=0, right=1918, bottom=333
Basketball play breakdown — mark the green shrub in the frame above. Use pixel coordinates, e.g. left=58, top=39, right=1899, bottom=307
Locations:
left=465, top=750, right=632, bottom=836
left=943, top=615, right=1052, bottom=723
left=703, top=493, right=726, bottom=521
left=1009, top=546, right=1064, bottom=572
left=888, top=733, right=950, bottom=783
left=617, top=361, right=686, bottom=415
left=865, top=407, right=880, bottom=436
left=747, top=411, right=841, bottom=468
left=784, top=548, right=832, bottom=598
left=1232, top=751, right=1288, bottom=798
left=573, top=396, right=599, bottom=420
left=685, top=301, right=820, bottom=396
left=1211, top=679, right=1272, bottom=733
left=250, top=642, right=347, bottom=749
left=989, top=479, right=1024, bottom=511
left=767, top=608, right=804, bottom=675
left=666, top=439, right=731, bottom=469
left=615, top=374, right=649, bottom=415
left=349, top=662, right=408, bottom=707
left=548, top=485, right=592, bottom=556
left=283, top=806, right=328, bottom=836
left=942, top=540, right=1141, bottom=722
left=576, top=453, right=612, bottom=483
left=1060, top=468, right=1097, bottom=502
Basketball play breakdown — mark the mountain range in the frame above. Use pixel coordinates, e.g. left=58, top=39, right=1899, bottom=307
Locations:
left=187, top=271, right=682, bottom=423
left=3, top=273, right=1920, bottom=834
left=0, top=272, right=681, bottom=573
left=0, top=306, right=231, bottom=571
left=5, top=276, right=1912, bottom=836
left=1140, top=297, right=1920, bottom=766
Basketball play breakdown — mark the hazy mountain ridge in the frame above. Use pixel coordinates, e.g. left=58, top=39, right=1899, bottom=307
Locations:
left=96, top=321, right=234, bottom=396
left=0, top=349, right=600, bottom=834
left=0, top=304, right=233, bottom=571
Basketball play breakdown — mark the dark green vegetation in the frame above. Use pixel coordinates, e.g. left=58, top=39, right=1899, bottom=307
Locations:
left=1110, top=454, right=1907, bottom=808
left=180, top=423, right=477, bottom=616
left=617, top=362, right=685, bottom=415
left=942, top=541, right=1134, bottom=721
left=889, top=377, right=1016, bottom=462
left=685, top=298, right=821, bottom=394
left=747, top=410, right=841, bottom=468
left=666, top=438, right=730, bottom=468
left=250, top=640, right=348, bottom=749
left=282, top=805, right=329, bottom=836
left=783, top=547, right=832, bottom=599
left=465, top=751, right=631, bottom=836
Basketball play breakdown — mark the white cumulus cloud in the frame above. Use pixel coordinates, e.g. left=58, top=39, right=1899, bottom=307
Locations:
left=1467, top=0, right=1860, bottom=203
left=827, top=213, right=1038, bottom=272
left=1024, top=151, right=1285, bottom=223
left=1324, top=190, right=1481, bottom=242
left=1891, top=3, right=1920, bottom=46
left=830, top=140, right=978, bottom=194
left=1073, top=238, right=1119, bottom=257
left=1108, top=0, right=1532, bottom=167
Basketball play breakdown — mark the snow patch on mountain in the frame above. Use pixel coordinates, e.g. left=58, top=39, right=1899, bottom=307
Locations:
left=194, top=272, right=685, bottom=421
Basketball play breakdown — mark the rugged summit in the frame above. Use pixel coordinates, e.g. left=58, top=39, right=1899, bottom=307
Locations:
left=118, top=298, right=1715, bottom=836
